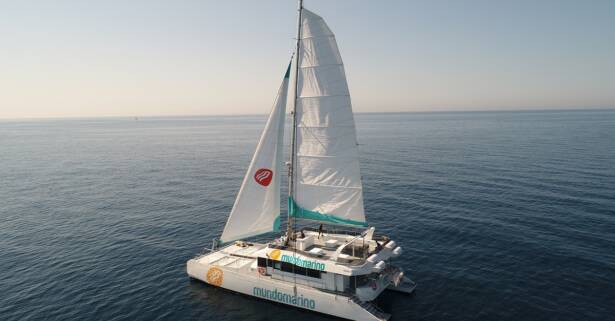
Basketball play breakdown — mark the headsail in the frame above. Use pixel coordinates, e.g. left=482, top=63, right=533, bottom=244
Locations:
left=290, top=9, right=367, bottom=227
left=220, top=64, right=291, bottom=243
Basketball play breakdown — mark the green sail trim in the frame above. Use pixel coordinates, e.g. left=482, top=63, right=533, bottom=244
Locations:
left=284, top=61, right=292, bottom=79
left=273, top=215, right=281, bottom=232
left=288, top=197, right=368, bottom=227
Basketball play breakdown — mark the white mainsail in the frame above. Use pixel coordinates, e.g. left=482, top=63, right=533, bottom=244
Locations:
left=220, top=65, right=291, bottom=243
left=290, top=9, right=367, bottom=227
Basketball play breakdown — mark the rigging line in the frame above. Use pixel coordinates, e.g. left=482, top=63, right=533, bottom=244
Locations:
left=290, top=0, right=304, bottom=296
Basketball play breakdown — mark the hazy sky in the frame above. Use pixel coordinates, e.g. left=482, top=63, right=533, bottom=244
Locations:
left=1, top=0, right=614, bottom=119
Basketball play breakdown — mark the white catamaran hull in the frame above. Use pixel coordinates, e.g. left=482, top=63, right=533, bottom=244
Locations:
left=187, top=252, right=391, bottom=321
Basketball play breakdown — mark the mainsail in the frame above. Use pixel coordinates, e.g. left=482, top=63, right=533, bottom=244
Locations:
left=289, top=9, right=367, bottom=227
left=220, top=64, right=291, bottom=243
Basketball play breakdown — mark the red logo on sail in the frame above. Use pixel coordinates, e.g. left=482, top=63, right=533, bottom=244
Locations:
left=254, top=168, right=273, bottom=187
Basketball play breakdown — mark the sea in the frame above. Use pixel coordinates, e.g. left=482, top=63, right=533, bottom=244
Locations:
left=1, top=110, right=614, bottom=321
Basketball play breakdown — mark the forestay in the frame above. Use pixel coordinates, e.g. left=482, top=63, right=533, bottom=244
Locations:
left=290, top=9, right=367, bottom=227
left=220, top=65, right=291, bottom=243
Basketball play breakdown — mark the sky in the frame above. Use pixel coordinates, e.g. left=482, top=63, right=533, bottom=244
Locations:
left=1, top=0, right=614, bottom=119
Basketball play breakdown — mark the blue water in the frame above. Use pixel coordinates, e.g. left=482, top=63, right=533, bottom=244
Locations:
left=1, top=110, right=614, bottom=321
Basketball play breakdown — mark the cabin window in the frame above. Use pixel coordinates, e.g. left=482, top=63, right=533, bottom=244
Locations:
left=356, top=274, right=370, bottom=286
left=257, top=257, right=267, bottom=268
left=349, top=276, right=357, bottom=291
left=306, top=269, right=321, bottom=278
left=280, top=261, right=294, bottom=273
left=270, top=260, right=322, bottom=279
left=295, top=266, right=308, bottom=275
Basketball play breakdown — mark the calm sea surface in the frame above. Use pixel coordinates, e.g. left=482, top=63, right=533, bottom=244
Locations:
left=1, top=110, right=614, bottom=321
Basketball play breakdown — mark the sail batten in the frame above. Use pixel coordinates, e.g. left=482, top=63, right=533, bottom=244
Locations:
left=290, top=8, right=367, bottom=227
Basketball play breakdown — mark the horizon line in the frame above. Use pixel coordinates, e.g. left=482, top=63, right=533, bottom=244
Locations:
left=1, top=106, right=614, bottom=122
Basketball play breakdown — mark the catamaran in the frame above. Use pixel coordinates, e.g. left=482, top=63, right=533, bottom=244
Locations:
left=186, top=1, right=415, bottom=320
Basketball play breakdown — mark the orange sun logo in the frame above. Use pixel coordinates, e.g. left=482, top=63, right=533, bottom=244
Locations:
left=206, top=267, right=223, bottom=287
left=269, top=249, right=281, bottom=260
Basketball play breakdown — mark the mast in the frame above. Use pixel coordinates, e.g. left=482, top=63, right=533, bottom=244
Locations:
left=287, top=0, right=303, bottom=242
